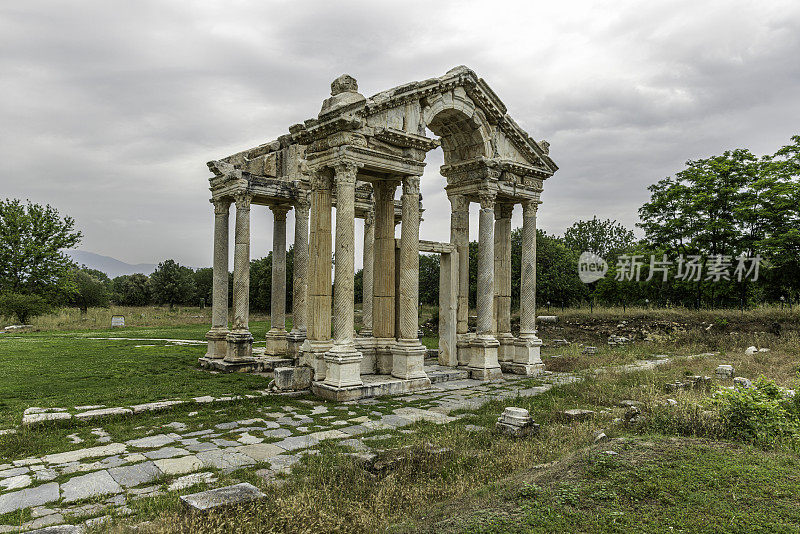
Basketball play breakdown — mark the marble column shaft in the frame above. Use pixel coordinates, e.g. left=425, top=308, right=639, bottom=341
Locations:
left=330, top=163, right=359, bottom=350
left=211, top=200, right=230, bottom=330
left=231, top=193, right=252, bottom=332
left=494, top=203, right=513, bottom=336
left=397, top=175, right=422, bottom=341
left=269, top=206, right=288, bottom=331
left=361, top=209, right=375, bottom=336
left=476, top=194, right=496, bottom=337
left=372, top=181, right=397, bottom=340
left=289, top=196, right=309, bottom=339
left=519, top=200, right=538, bottom=338
left=449, top=195, right=470, bottom=335
left=307, top=172, right=333, bottom=343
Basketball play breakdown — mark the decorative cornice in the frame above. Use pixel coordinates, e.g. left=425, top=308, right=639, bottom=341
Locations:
left=373, top=127, right=440, bottom=151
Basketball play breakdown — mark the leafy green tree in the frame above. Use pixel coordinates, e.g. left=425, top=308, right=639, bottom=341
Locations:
left=563, top=216, right=637, bottom=258
left=112, top=274, right=152, bottom=306
left=0, top=199, right=82, bottom=298
left=193, top=268, right=213, bottom=306
left=419, top=254, right=440, bottom=306
left=0, top=293, right=50, bottom=324
left=150, top=260, right=196, bottom=309
left=70, top=267, right=110, bottom=314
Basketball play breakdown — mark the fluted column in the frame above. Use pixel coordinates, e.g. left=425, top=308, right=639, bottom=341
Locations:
left=205, top=198, right=230, bottom=359
left=360, top=208, right=375, bottom=337
left=287, top=192, right=309, bottom=354
left=449, top=194, right=470, bottom=335
left=469, top=191, right=501, bottom=380
left=372, top=180, right=398, bottom=374
left=323, top=162, right=363, bottom=388
left=301, top=170, right=333, bottom=378
left=225, top=192, right=253, bottom=362
left=265, top=205, right=289, bottom=355
left=392, top=175, right=428, bottom=381
left=494, top=203, right=514, bottom=362
left=512, top=199, right=544, bottom=375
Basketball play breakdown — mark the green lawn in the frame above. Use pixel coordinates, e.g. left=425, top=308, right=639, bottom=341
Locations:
left=0, top=322, right=277, bottom=428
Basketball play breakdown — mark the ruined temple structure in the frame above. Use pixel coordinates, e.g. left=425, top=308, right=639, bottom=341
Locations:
left=200, top=66, right=558, bottom=400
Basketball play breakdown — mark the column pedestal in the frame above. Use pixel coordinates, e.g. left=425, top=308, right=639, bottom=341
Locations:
left=469, top=336, right=502, bottom=380
left=497, top=333, right=516, bottom=363
left=509, top=336, right=544, bottom=375
left=392, top=339, right=428, bottom=380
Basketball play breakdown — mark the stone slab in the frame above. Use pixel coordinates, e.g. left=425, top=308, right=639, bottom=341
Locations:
left=153, top=455, right=203, bottom=476
left=143, top=447, right=189, bottom=460
left=130, top=400, right=185, bottom=413
left=180, top=482, right=265, bottom=512
left=234, top=443, right=284, bottom=462
left=74, top=407, right=132, bottom=420
left=0, top=482, right=59, bottom=514
left=126, top=434, right=176, bottom=448
left=61, top=470, right=123, bottom=503
left=44, top=443, right=126, bottom=465
left=108, top=461, right=162, bottom=488
left=24, top=525, right=82, bottom=534
left=196, top=449, right=256, bottom=470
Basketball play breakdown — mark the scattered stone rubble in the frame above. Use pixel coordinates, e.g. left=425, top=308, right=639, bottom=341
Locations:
left=495, top=407, right=539, bottom=437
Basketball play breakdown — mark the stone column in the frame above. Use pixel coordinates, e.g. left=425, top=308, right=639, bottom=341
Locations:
left=360, top=208, right=375, bottom=337
left=322, top=163, right=363, bottom=389
left=392, top=175, right=429, bottom=382
left=225, top=192, right=254, bottom=362
left=300, top=170, right=333, bottom=379
left=265, top=205, right=289, bottom=355
left=287, top=193, right=309, bottom=356
left=513, top=199, right=544, bottom=375
left=205, top=199, right=230, bottom=359
left=449, top=195, right=470, bottom=335
left=469, top=192, right=501, bottom=380
left=494, top=203, right=515, bottom=362
left=372, top=180, right=398, bottom=374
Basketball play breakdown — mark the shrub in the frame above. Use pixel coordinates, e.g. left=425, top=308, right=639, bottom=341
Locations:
left=0, top=292, right=51, bottom=324
left=713, top=377, right=800, bottom=448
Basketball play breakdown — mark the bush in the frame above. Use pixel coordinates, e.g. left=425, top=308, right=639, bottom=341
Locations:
left=0, top=293, right=51, bottom=323
left=713, top=377, right=800, bottom=448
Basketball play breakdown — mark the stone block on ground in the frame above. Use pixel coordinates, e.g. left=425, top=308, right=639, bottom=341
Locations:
left=180, top=482, right=265, bottom=512
left=108, top=461, right=162, bottom=488
left=22, top=412, right=72, bottom=425
left=61, top=470, right=123, bottom=503
left=715, top=364, right=734, bottom=378
left=561, top=408, right=595, bottom=422
left=153, top=455, right=203, bottom=476
left=495, top=407, right=539, bottom=437
left=74, top=407, right=132, bottom=420
left=0, top=482, right=60, bottom=514
left=274, top=366, right=313, bottom=391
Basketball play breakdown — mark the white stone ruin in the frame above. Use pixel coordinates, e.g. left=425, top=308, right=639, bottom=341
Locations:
left=200, top=66, right=558, bottom=400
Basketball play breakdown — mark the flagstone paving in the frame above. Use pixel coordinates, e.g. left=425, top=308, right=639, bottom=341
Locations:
left=0, top=355, right=695, bottom=532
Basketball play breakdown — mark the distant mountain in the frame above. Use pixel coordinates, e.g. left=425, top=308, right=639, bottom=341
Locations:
left=67, top=250, right=158, bottom=278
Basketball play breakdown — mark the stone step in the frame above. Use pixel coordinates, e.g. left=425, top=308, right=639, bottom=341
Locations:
left=426, top=368, right=470, bottom=383
left=180, top=482, right=265, bottom=512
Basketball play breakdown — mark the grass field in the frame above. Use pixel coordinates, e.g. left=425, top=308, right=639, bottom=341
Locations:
left=1, top=305, right=799, bottom=532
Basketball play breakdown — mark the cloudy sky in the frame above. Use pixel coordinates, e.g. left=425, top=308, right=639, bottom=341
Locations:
left=2, top=0, right=799, bottom=269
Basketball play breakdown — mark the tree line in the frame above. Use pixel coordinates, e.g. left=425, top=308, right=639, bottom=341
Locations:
left=1, top=134, right=797, bottom=322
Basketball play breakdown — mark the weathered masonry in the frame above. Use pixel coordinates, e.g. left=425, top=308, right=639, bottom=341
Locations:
left=201, top=66, right=558, bottom=400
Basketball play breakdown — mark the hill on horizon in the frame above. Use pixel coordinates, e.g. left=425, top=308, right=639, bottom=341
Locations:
left=67, top=250, right=158, bottom=278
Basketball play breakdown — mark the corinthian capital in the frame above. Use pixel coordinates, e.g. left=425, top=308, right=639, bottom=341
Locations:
left=211, top=198, right=231, bottom=216
left=234, top=192, right=252, bottom=211
left=333, top=162, right=359, bottom=186
left=478, top=192, right=496, bottom=210
left=402, top=175, right=421, bottom=196
left=522, top=200, right=539, bottom=217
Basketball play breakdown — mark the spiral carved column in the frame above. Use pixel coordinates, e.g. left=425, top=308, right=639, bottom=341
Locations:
left=512, top=199, right=544, bottom=375
left=225, top=192, right=253, bottom=362
left=265, top=205, right=289, bottom=355
left=205, top=199, right=230, bottom=359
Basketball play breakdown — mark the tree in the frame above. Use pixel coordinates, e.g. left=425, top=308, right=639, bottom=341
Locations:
left=0, top=293, right=50, bottom=324
left=112, top=274, right=152, bottom=306
left=419, top=254, right=440, bottom=306
left=70, top=268, right=110, bottom=314
left=0, top=199, right=82, bottom=298
left=193, top=268, right=213, bottom=306
left=150, top=260, right=196, bottom=309
left=563, top=216, right=637, bottom=258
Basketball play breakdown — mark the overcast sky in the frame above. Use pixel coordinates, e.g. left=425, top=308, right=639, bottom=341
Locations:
left=2, top=0, right=799, bottom=269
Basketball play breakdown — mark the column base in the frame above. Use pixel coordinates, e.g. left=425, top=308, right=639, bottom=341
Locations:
left=355, top=337, right=377, bottom=374
left=299, top=339, right=332, bottom=381
left=225, top=330, right=254, bottom=362
left=469, top=335, right=502, bottom=381
left=286, top=330, right=306, bottom=360
left=456, top=333, right=475, bottom=367
left=497, top=333, right=515, bottom=362
left=205, top=328, right=229, bottom=359
left=311, top=374, right=431, bottom=401
left=264, top=329, right=288, bottom=356
left=512, top=336, right=544, bottom=376
left=323, top=344, right=363, bottom=388
left=391, top=339, right=428, bottom=380
left=374, top=338, right=396, bottom=375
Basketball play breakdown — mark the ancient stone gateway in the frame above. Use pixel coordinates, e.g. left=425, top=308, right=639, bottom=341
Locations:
left=202, top=66, right=558, bottom=401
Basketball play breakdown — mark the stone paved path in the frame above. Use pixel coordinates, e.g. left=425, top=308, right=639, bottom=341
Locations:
left=1, top=355, right=688, bottom=533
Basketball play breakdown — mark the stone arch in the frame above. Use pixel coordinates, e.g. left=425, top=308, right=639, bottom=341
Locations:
left=422, top=90, right=493, bottom=166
